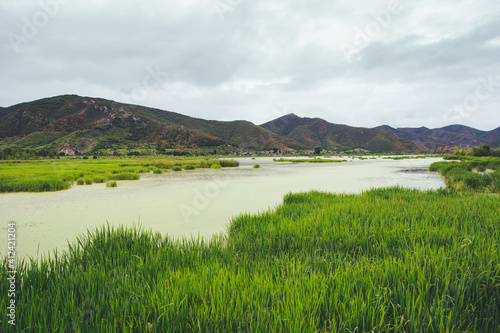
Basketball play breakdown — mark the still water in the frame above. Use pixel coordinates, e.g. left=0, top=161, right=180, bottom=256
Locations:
left=1, top=157, right=445, bottom=259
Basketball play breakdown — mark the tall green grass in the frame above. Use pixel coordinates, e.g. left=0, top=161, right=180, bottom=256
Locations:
left=430, top=157, right=500, bottom=193
left=0, top=157, right=239, bottom=193
left=2, top=188, right=499, bottom=332
left=219, top=159, right=239, bottom=167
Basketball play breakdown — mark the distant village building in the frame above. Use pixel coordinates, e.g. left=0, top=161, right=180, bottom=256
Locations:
left=435, top=146, right=456, bottom=153
left=59, top=145, right=76, bottom=156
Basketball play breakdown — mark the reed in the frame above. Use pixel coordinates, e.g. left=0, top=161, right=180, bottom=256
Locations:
left=430, top=157, right=499, bottom=193
left=219, top=159, right=239, bottom=167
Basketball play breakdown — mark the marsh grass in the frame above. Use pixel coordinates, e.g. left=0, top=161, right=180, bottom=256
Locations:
left=106, top=181, right=117, bottom=188
left=0, top=157, right=239, bottom=193
left=152, top=168, right=163, bottom=174
left=430, top=157, right=500, bottom=193
left=2, top=187, right=499, bottom=332
left=219, top=159, right=239, bottom=167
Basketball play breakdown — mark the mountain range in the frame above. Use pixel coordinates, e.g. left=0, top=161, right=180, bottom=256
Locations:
left=377, top=125, right=500, bottom=149
left=0, top=95, right=498, bottom=154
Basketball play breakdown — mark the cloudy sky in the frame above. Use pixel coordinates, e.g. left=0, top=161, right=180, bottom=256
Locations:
left=1, top=0, right=499, bottom=130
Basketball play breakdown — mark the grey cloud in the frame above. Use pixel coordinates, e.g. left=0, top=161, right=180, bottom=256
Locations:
left=1, top=0, right=499, bottom=130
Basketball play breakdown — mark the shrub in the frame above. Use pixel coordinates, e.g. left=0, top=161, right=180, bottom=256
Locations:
left=254, top=164, right=261, bottom=169
left=106, top=181, right=117, bottom=188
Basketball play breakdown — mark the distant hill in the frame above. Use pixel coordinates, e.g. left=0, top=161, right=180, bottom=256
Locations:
left=261, top=114, right=428, bottom=153
left=3, top=95, right=494, bottom=154
left=0, top=95, right=300, bottom=153
left=377, top=125, right=500, bottom=148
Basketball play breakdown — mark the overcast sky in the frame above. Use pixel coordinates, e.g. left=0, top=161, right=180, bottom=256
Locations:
left=1, top=0, right=499, bottom=130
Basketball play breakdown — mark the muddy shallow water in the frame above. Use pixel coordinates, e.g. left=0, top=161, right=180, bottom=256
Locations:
left=0, top=157, right=445, bottom=259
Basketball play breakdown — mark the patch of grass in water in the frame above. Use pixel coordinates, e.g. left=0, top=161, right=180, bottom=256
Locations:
left=219, top=159, right=239, bottom=167
left=108, top=172, right=140, bottom=181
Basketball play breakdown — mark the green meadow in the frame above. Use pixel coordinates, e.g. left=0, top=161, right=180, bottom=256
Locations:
left=0, top=158, right=239, bottom=193
left=1, top=156, right=499, bottom=332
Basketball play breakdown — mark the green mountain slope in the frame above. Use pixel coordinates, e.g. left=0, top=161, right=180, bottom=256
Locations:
left=261, top=114, right=428, bottom=153
left=0, top=95, right=299, bottom=152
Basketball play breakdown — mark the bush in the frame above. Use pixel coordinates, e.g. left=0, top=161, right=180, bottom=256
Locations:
left=106, top=181, right=117, bottom=188
left=472, top=144, right=493, bottom=157
left=172, top=166, right=182, bottom=171
left=254, top=164, right=261, bottom=169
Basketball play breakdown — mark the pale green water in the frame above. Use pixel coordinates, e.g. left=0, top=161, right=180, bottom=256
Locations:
left=0, top=157, right=445, bottom=260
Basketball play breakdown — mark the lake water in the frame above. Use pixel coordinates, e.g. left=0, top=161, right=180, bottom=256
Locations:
left=0, top=157, right=445, bottom=260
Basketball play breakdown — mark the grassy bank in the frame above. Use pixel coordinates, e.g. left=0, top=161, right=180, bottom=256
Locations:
left=430, top=157, right=500, bottom=193
left=2, top=187, right=499, bottom=332
left=0, top=158, right=239, bottom=193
